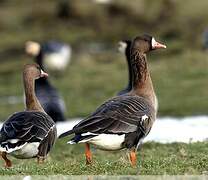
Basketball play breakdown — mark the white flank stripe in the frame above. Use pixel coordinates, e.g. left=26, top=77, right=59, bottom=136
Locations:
left=8, top=139, right=20, bottom=144
left=0, top=143, right=26, bottom=153
left=141, top=115, right=148, bottom=122
left=81, top=132, right=97, bottom=136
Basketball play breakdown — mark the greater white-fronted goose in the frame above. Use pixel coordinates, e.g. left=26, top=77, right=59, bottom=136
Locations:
left=117, top=40, right=132, bottom=95
left=25, top=41, right=66, bottom=123
left=0, top=64, right=57, bottom=167
left=59, top=34, right=166, bottom=166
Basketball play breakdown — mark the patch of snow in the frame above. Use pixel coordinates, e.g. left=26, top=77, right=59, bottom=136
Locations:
left=145, top=116, right=208, bottom=143
left=56, top=118, right=81, bottom=137
left=1, top=116, right=208, bottom=143
left=23, top=176, right=31, bottom=180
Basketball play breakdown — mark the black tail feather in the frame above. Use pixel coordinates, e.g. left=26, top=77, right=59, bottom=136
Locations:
left=0, top=133, right=7, bottom=143
left=72, top=134, right=97, bottom=143
left=58, top=129, right=74, bottom=138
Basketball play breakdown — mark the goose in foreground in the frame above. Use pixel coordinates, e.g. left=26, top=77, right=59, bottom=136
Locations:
left=117, top=40, right=132, bottom=95
left=0, top=64, right=57, bottom=167
left=25, top=41, right=66, bottom=123
left=59, top=35, right=166, bottom=166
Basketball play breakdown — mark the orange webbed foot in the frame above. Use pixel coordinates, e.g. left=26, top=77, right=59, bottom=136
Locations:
left=129, top=149, right=137, bottom=167
left=1, top=152, right=12, bottom=168
left=37, top=155, right=46, bottom=164
left=85, top=143, right=92, bottom=165
left=4, top=159, right=12, bottom=168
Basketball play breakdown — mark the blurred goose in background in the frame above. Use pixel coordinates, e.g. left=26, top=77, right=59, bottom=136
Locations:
left=25, top=41, right=66, bottom=123
left=0, top=64, right=57, bottom=167
left=117, top=40, right=132, bottom=95
left=25, top=40, right=71, bottom=72
left=59, top=34, right=166, bottom=166
left=202, top=28, right=208, bottom=51
left=34, top=76, right=66, bottom=123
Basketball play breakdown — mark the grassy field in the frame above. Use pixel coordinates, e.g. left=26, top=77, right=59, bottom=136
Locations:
left=1, top=49, right=208, bottom=120
left=0, top=140, right=208, bottom=175
left=1, top=0, right=208, bottom=175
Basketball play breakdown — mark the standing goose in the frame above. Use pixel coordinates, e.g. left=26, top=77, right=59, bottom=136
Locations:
left=25, top=41, right=66, bottom=123
left=59, top=35, right=166, bottom=166
left=117, top=40, right=132, bottom=95
left=0, top=64, right=57, bottom=167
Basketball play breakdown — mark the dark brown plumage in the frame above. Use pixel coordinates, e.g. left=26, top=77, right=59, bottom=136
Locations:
left=0, top=64, right=57, bottom=167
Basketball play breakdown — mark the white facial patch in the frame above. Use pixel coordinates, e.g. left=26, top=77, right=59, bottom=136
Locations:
left=118, top=41, right=127, bottom=54
left=151, top=37, right=156, bottom=49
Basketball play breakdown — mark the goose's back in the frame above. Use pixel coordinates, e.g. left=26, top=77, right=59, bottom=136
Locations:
left=0, top=111, right=56, bottom=143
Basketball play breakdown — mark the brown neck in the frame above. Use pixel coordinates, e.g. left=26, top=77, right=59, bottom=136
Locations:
left=130, top=50, right=156, bottom=107
left=23, top=75, right=45, bottom=112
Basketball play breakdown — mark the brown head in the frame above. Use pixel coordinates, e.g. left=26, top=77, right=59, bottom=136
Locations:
left=23, top=64, right=48, bottom=80
left=131, top=34, right=166, bottom=54
left=130, top=35, right=166, bottom=101
left=23, top=64, right=48, bottom=112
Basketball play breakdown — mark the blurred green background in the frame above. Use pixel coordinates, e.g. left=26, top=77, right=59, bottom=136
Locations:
left=1, top=0, right=208, bottom=120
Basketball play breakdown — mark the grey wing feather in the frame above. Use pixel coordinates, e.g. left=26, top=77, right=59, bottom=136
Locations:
left=73, top=95, right=155, bottom=135
left=0, top=111, right=55, bottom=143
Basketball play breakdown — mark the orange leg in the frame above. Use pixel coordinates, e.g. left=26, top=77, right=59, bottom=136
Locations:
left=1, top=152, right=12, bottom=168
left=37, top=155, right=46, bottom=164
left=129, top=149, right=136, bottom=167
left=85, top=143, right=92, bottom=165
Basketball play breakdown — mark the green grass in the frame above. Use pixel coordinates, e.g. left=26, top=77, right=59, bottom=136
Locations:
left=0, top=141, right=208, bottom=175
